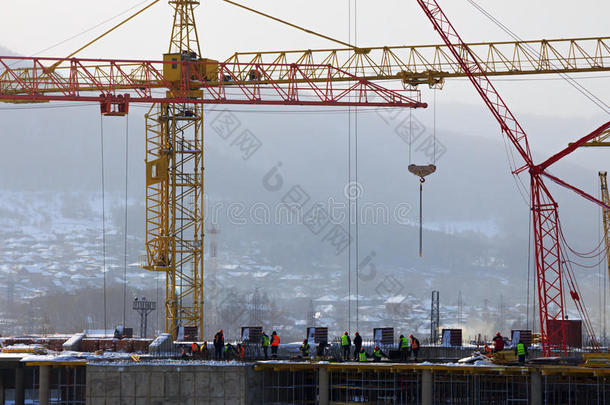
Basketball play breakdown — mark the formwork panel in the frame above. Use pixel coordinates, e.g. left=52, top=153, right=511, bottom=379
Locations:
left=543, top=375, right=609, bottom=405
left=261, top=369, right=317, bottom=404
left=329, top=370, right=420, bottom=404
left=432, top=372, right=528, bottom=405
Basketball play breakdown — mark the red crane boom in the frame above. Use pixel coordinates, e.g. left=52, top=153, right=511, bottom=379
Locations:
left=0, top=56, right=426, bottom=109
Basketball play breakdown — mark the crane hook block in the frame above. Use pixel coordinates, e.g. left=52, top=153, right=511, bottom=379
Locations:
left=408, top=164, right=436, bottom=182
left=99, top=93, right=130, bottom=116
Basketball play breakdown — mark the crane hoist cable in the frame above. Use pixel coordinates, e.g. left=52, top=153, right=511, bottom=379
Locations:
left=408, top=90, right=438, bottom=257
left=464, top=0, right=609, bottom=114
left=122, top=114, right=129, bottom=330
left=100, top=115, right=108, bottom=333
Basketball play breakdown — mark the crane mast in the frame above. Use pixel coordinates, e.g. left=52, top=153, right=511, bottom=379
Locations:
left=142, top=0, right=204, bottom=339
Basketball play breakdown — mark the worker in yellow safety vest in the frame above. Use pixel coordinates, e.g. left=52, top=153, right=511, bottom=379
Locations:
left=358, top=347, right=368, bottom=362
left=300, top=339, right=311, bottom=358
left=341, top=332, right=351, bottom=361
left=373, top=345, right=386, bottom=362
left=399, top=334, right=410, bottom=362
left=514, top=340, right=527, bottom=365
left=261, top=331, right=270, bottom=360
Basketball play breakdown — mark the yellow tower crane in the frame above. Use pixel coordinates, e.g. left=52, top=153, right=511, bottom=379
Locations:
left=142, top=0, right=206, bottom=339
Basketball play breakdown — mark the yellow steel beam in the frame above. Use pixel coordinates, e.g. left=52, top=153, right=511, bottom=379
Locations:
left=224, top=37, right=610, bottom=87
left=576, top=129, right=610, bottom=147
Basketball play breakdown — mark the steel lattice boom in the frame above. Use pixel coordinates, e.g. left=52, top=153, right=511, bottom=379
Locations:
left=0, top=56, right=426, bottom=108
left=225, top=37, right=610, bottom=87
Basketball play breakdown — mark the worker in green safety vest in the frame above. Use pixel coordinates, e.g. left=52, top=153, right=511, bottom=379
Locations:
left=358, top=347, right=368, bottom=362
left=300, top=339, right=311, bottom=358
left=341, top=331, right=351, bottom=361
left=399, top=334, right=410, bottom=362
left=261, top=331, right=270, bottom=360
left=514, top=340, right=527, bottom=365
left=373, top=345, right=387, bottom=362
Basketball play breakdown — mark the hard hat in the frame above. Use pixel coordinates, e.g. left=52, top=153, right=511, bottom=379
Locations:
left=345, top=331, right=348, bottom=335
left=375, top=345, right=379, bottom=350
left=410, top=334, right=413, bottom=338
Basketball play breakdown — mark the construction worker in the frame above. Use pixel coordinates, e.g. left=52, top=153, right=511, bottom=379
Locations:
left=353, top=332, right=362, bottom=361
left=372, top=345, right=387, bottom=362
left=191, top=342, right=200, bottom=359
left=214, top=329, right=224, bottom=360
left=180, top=348, right=189, bottom=361
left=300, top=339, right=310, bottom=358
left=224, top=343, right=235, bottom=360
left=316, top=341, right=327, bottom=358
left=271, top=331, right=280, bottom=358
left=236, top=343, right=245, bottom=360
left=410, top=334, right=420, bottom=361
left=483, top=344, right=493, bottom=357
left=358, top=347, right=368, bottom=362
left=514, top=339, right=527, bottom=365
left=261, top=331, right=270, bottom=360
left=399, top=334, right=410, bottom=362
left=493, top=332, right=505, bottom=353
left=200, top=341, right=209, bottom=360
left=341, top=331, right=351, bottom=361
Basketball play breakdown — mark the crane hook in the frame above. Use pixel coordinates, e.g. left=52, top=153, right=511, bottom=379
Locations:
left=408, top=164, right=437, bottom=257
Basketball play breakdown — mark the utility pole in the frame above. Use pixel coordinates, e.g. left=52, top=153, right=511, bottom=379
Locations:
left=457, top=290, right=463, bottom=327
left=499, top=294, right=505, bottom=333
left=133, top=297, right=156, bottom=338
left=431, top=290, right=440, bottom=345
left=307, top=299, right=315, bottom=327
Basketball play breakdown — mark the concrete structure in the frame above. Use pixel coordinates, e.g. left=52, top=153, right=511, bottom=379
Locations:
left=86, top=363, right=262, bottom=404
left=0, top=350, right=607, bottom=404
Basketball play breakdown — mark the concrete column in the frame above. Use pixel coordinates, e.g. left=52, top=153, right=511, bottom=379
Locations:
left=39, top=365, right=50, bottom=405
left=15, top=365, right=24, bottom=405
left=318, top=367, right=329, bottom=405
left=422, top=369, right=433, bottom=405
left=530, top=370, right=542, bottom=405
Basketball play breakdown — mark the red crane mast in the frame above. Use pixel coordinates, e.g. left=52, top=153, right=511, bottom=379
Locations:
left=417, top=0, right=610, bottom=355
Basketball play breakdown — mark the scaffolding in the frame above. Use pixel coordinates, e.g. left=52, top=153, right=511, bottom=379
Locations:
left=256, top=363, right=610, bottom=405
left=329, top=369, right=420, bottom=403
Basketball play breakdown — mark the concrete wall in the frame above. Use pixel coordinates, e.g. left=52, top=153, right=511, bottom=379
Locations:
left=86, top=363, right=262, bottom=405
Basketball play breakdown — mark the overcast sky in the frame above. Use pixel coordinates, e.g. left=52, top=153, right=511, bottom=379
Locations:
left=1, top=0, right=608, bottom=119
